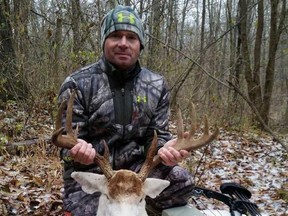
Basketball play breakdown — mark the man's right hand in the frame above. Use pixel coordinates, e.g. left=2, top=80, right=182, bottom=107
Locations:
left=69, top=139, right=96, bottom=165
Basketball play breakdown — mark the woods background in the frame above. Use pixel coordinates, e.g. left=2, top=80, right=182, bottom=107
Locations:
left=0, top=0, right=287, bottom=134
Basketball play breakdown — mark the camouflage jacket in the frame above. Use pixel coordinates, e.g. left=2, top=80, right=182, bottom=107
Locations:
left=58, top=56, right=172, bottom=179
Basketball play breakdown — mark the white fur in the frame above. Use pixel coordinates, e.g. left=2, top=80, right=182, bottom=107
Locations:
left=71, top=171, right=170, bottom=216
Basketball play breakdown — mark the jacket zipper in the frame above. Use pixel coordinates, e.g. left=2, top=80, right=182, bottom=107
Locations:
left=112, top=87, right=125, bottom=169
left=121, top=87, right=125, bottom=139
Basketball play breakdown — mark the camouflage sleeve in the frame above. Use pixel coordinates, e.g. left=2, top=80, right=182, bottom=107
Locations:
left=144, top=78, right=173, bottom=155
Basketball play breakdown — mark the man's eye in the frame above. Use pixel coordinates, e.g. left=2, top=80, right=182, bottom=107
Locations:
left=127, top=36, right=137, bottom=40
left=109, top=34, right=120, bottom=39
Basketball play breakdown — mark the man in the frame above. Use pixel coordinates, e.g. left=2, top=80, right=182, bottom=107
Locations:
left=58, top=5, right=194, bottom=216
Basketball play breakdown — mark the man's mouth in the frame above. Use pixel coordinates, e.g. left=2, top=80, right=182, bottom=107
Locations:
left=115, top=52, right=130, bottom=56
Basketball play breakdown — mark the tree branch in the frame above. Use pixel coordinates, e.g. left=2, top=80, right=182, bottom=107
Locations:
left=146, top=33, right=231, bottom=89
left=227, top=81, right=288, bottom=152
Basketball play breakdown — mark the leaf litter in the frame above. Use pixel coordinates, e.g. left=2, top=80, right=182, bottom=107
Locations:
left=0, top=104, right=287, bottom=215
left=182, top=129, right=288, bottom=216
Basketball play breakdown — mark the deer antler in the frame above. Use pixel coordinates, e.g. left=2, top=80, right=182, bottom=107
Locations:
left=52, top=91, right=218, bottom=182
left=93, top=140, right=114, bottom=179
left=138, top=103, right=219, bottom=181
left=137, top=131, right=158, bottom=181
left=172, top=102, right=219, bottom=152
left=51, top=90, right=78, bottom=149
left=51, top=90, right=114, bottom=179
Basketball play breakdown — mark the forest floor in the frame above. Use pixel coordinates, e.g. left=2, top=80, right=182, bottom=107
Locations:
left=0, top=102, right=287, bottom=215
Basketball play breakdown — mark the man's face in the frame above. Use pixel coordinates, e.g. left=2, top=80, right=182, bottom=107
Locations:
left=104, top=30, right=141, bottom=71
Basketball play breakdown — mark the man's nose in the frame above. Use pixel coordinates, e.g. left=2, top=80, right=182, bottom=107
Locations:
left=118, top=36, right=128, bottom=47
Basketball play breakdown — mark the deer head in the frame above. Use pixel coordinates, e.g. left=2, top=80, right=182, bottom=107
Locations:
left=51, top=90, right=219, bottom=216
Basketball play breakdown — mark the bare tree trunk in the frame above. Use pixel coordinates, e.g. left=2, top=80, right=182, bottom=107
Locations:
left=191, top=0, right=206, bottom=103
left=146, top=0, right=163, bottom=69
left=227, top=0, right=241, bottom=103
left=96, top=0, right=104, bottom=53
left=52, top=17, right=63, bottom=83
left=260, top=0, right=286, bottom=125
left=13, top=0, right=30, bottom=98
left=0, top=0, right=28, bottom=101
left=284, top=78, right=288, bottom=125
left=139, top=1, right=144, bottom=19
left=200, top=0, right=206, bottom=60
left=179, top=0, right=188, bottom=51
left=166, top=0, right=174, bottom=56
left=71, top=0, right=81, bottom=54
left=239, top=0, right=262, bottom=126
left=239, top=0, right=286, bottom=128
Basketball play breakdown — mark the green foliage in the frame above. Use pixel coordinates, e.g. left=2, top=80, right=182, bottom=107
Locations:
left=0, top=100, right=25, bottom=142
left=276, top=184, right=288, bottom=203
left=0, top=134, right=9, bottom=155
left=0, top=78, right=7, bottom=106
left=15, top=123, right=24, bottom=134
left=0, top=77, right=7, bottom=89
left=16, top=145, right=25, bottom=153
left=0, top=134, right=8, bottom=146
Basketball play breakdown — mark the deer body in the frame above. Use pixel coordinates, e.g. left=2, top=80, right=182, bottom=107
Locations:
left=71, top=170, right=170, bottom=216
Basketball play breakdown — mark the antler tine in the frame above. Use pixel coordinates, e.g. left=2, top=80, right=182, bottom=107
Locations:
left=174, top=103, right=219, bottom=152
left=55, top=99, right=67, bottom=131
left=176, top=104, right=184, bottom=139
left=137, top=131, right=158, bottom=181
left=51, top=90, right=78, bottom=149
left=66, top=90, right=77, bottom=137
left=93, top=140, right=114, bottom=179
left=155, top=103, right=218, bottom=167
left=188, top=102, right=197, bottom=138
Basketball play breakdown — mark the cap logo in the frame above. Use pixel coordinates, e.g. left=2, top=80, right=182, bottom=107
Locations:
left=137, top=95, right=147, bottom=103
left=117, top=12, right=135, bottom=24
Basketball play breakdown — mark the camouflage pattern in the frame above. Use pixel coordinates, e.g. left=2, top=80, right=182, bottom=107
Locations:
left=58, top=56, right=194, bottom=215
left=101, top=5, right=145, bottom=49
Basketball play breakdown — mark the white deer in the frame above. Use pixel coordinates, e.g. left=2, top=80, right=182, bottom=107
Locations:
left=52, top=90, right=218, bottom=216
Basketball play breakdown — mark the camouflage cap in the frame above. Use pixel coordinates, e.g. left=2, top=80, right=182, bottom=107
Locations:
left=101, top=5, right=145, bottom=49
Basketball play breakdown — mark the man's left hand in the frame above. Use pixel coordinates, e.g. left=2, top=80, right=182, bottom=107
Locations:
left=158, top=132, right=190, bottom=166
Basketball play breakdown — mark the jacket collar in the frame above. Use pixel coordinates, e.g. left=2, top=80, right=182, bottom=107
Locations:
left=100, top=55, right=141, bottom=84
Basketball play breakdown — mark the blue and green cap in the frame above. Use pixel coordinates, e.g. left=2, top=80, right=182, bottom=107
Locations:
left=101, top=5, right=145, bottom=50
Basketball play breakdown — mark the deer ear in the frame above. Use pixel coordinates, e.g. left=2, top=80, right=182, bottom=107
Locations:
left=71, top=172, right=108, bottom=194
left=143, top=178, right=170, bottom=198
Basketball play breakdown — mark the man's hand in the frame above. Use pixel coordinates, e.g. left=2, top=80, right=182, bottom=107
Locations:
left=158, top=132, right=190, bottom=166
left=69, top=139, right=96, bottom=165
